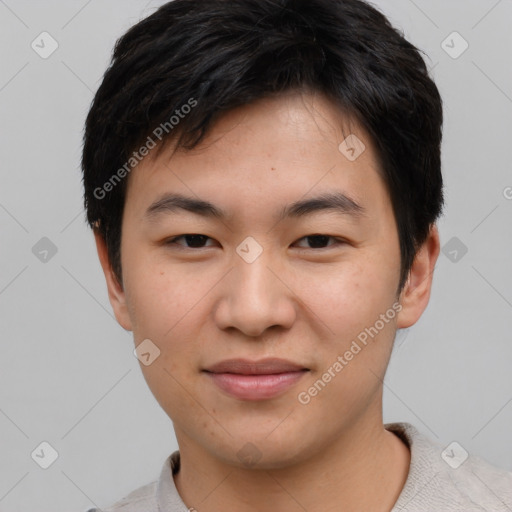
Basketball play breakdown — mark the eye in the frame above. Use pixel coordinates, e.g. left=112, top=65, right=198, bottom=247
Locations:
left=165, top=234, right=217, bottom=249
left=293, top=234, right=345, bottom=249
left=164, top=234, right=345, bottom=250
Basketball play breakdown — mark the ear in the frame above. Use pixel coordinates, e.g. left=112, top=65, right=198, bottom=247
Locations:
left=396, top=224, right=440, bottom=329
left=94, top=229, right=133, bottom=331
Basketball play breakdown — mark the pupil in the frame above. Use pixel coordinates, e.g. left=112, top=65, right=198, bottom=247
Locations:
left=308, top=235, right=328, bottom=248
left=186, top=235, right=207, bottom=248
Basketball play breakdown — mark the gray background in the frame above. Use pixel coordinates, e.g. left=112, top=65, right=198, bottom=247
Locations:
left=0, top=0, right=511, bottom=510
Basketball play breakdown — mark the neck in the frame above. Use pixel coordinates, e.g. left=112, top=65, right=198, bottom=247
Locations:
left=173, top=409, right=410, bottom=512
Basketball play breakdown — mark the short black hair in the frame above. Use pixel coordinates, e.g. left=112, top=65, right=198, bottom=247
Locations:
left=82, top=0, right=444, bottom=293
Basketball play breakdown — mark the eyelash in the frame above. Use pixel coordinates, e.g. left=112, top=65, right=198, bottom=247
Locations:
left=164, top=234, right=346, bottom=250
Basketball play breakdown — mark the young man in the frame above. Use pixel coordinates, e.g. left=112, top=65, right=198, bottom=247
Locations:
left=82, top=0, right=512, bottom=510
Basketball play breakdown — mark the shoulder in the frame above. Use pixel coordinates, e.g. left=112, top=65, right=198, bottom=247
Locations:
left=83, top=450, right=186, bottom=512
left=440, top=450, right=512, bottom=509
left=84, top=479, right=158, bottom=512
left=387, top=422, right=512, bottom=512
left=83, top=451, right=184, bottom=512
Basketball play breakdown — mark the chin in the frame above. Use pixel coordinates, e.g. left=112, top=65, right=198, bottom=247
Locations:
left=204, top=430, right=318, bottom=471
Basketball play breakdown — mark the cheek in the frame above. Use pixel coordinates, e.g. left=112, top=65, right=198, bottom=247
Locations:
left=293, top=267, right=398, bottom=424
left=122, top=250, right=211, bottom=340
left=122, top=260, right=210, bottom=415
left=292, top=254, right=398, bottom=339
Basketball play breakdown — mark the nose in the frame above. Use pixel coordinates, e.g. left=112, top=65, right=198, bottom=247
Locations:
left=213, top=249, right=297, bottom=338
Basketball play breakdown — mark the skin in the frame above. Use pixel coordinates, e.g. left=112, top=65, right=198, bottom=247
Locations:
left=95, top=90, right=440, bottom=511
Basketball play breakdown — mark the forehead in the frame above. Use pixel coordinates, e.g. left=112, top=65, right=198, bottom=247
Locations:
left=123, top=91, right=388, bottom=220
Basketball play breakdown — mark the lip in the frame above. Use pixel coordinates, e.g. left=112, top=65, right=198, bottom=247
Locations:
left=205, top=358, right=308, bottom=375
left=203, top=358, right=309, bottom=401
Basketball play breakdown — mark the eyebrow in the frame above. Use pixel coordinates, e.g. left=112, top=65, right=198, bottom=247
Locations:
left=144, top=191, right=365, bottom=223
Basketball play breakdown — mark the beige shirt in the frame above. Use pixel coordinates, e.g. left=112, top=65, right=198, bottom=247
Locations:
left=86, top=422, right=512, bottom=511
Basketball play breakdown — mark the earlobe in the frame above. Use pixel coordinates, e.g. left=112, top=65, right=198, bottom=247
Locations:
left=93, top=230, right=133, bottom=331
left=396, top=225, right=440, bottom=329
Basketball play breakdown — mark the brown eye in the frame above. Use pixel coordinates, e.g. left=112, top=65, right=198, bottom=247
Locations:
left=294, top=235, right=342, bottom=249
left=166, top=234, right=215, bottom=248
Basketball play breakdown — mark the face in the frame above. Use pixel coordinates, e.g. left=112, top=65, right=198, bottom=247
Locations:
left=97, top=91, right=438, bottom=469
